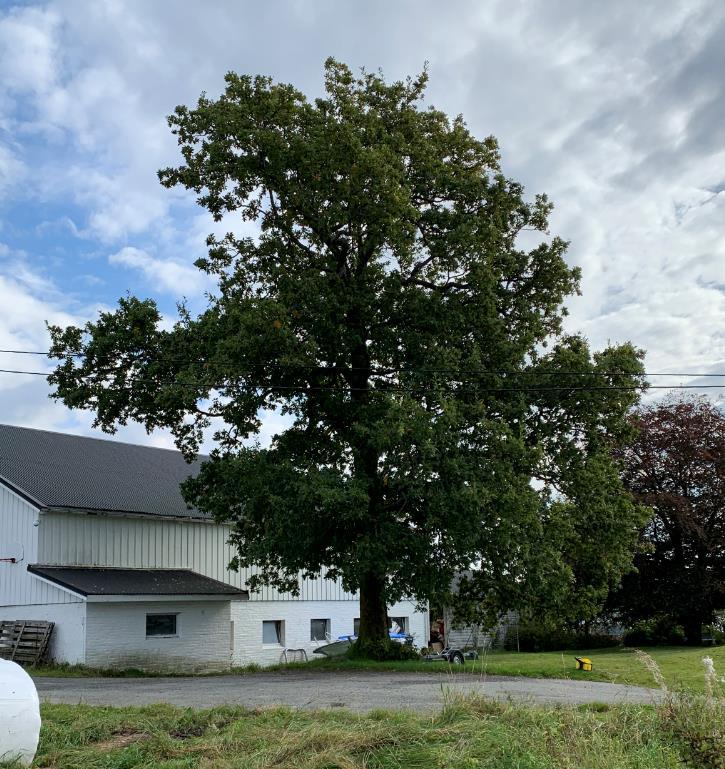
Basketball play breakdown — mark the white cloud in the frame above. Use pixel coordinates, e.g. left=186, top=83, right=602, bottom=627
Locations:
left=0, top=4, right=183, bottom=243
left=108, top=245, right=209, bottom=297
left=428, top=1, right=725, bottom=388
left=0, top=6, right=59, bottom=96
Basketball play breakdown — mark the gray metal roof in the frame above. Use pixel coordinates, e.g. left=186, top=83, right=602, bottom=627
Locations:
left=28, top=565, right=248, bottom=598
left=0, top=423, right=210, bottom=519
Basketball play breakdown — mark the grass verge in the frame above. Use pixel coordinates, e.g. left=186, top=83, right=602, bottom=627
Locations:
left=1, top=699, right=691, bottom=769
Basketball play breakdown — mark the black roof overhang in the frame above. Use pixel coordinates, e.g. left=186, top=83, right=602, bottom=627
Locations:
left=28, top=565, right=249, bottom=601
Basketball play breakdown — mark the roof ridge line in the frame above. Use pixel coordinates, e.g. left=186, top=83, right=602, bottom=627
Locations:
left=0, top=422, right=209, bottom=459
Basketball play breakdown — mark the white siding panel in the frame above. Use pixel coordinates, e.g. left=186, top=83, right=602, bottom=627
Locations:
left=38, top=512, right=353, bottom=601
left=0, top=486, right=80, bottom=607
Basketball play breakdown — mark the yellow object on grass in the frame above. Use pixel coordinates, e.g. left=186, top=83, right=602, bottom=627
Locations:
left=575, top=657, right=593, bottom=672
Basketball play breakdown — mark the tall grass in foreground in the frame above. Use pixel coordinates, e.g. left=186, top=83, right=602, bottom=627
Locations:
left=22, top=699, right=683, bottom=769
left=635, top=650, right=724, bottom=769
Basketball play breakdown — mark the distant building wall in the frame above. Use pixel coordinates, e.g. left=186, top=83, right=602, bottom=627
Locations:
left=443, top=609, right=519, bottom=650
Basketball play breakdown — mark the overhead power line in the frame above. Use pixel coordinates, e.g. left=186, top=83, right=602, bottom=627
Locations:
left=0, top=367, right=724, bottom=395
left=0, top=348, right=722, bottom=379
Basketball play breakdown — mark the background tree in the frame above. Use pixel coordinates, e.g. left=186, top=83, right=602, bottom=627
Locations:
left=48, top=59, right=646, bottom=651
left=608, top=397, right=725, bottom=644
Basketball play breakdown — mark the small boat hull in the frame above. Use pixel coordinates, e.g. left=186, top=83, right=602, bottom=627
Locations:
left=312, top=639, right=352, bottom=657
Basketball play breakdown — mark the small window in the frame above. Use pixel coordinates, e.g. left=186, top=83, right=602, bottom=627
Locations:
left=263, top=620, right=284, bottom=645
left=146, top=613, right=177, bottom=637
left=353, top=618, right=360, bottom=636
left=389, top=617, right=409, bottom=634
left=311, top=618, right=330, bottom=642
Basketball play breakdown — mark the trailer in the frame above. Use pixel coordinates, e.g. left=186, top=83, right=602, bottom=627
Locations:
left=422, top=647, right=478, bottom=665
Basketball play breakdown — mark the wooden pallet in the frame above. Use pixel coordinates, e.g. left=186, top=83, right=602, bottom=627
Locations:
left=0, top=620, right=54, bottom=665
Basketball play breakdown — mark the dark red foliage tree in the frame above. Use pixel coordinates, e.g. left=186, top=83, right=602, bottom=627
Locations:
left=613, top=397, right=725, bottom=644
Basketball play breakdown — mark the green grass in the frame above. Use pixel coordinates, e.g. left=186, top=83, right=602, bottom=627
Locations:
left=462, top=645, right=725, bottom=693
left=275, top=644, right=725, bottom=693
left=29, top=645, right=725, bottom=694
left=2, top=699, right=690, bottom=769
left=28, top=662, right=158, bottom=678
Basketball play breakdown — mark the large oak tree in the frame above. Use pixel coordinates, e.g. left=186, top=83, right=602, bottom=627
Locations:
left=48, top=60, right=646, bottom=649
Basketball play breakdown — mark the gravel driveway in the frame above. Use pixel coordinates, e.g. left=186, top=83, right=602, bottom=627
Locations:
left=34, top=670, right=661, bottom=712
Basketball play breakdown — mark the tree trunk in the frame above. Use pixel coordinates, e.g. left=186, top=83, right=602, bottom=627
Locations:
left=683, top=616, right=702, bottom=646
left=357, top=572, right=389, bottom=646
left=342, top=276, right=389, bottom=653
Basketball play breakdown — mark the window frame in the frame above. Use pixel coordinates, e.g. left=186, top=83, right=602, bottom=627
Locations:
left=262, top=619, right=285, bottom=646
left=310, top=618, right=331, bottom=642
left=145, top=613, right=179, bottom=638
left=389, top=616, right=409, bottom=634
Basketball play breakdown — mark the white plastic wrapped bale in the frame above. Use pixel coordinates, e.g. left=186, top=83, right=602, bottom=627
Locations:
left=0, top=659, right=41, bottom=767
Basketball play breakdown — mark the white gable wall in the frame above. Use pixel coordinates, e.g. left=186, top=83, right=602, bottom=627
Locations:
left=0, top=485, right=81, bottom=608
left=0, top=484, right=86, bottom=663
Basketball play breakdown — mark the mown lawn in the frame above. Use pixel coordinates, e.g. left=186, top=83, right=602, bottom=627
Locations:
left=6, top=699, right=688, bottom=769
left=456, top=644, right=725, bottom=693
left=269, top=644, right=724, bottom=693
left=30, top=644, right=725, bottom=694
left=301, top=645, right=725, bottom=692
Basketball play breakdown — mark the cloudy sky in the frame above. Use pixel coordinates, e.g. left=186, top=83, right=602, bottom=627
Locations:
left=0, top=0, right=723, bottom=449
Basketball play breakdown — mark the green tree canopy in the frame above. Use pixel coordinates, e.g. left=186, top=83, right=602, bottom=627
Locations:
left=48, top=59, right=646, bottom=648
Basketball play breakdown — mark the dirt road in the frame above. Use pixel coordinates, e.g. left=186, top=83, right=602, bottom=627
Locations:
left=34, top=669, right=661, bottom=711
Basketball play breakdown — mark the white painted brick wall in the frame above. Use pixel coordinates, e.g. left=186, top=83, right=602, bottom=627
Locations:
left=85, top=600, right=233, bottom=673
left=232, top=599, right=428, bottom=666
left=0, top=602, right=86, bottom=665
left=0, top=598, right=429, bottom=670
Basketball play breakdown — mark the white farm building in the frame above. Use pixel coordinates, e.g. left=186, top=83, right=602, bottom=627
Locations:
left=0, top=424, right=428, bottom=672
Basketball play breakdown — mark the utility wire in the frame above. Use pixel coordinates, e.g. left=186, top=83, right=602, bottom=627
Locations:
left=0, top=348, right=721, bottom=379
left=0, top=367, right=723, bottom=394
